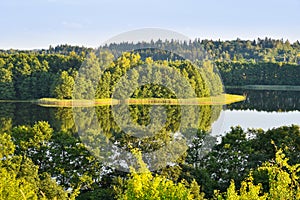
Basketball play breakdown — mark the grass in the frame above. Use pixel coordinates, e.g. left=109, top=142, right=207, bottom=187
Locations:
left=226, top=85, right=300, bottom=91
left=37, top=94, right=245, bottom=107
left=0, top=100, right=35, bottom=103
left=37, top=98, right=119, bottom=107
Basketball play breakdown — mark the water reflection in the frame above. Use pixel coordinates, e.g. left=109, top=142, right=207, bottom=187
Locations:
left=1, top=90, right=299, bottom=135
left=1, top=89, right=300, bottom=169
left=74, top=104, right=222, bottom=171
left=210, top=89, right=300, bottom=136
left=227, top=89, right=300, bottom=111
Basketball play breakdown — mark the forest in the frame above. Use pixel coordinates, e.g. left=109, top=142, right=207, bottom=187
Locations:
left=0, top=38, right=300, bottom=199
left=1, top=118, right=299, bottom=199
left=0, top=38, right=300, bottom=100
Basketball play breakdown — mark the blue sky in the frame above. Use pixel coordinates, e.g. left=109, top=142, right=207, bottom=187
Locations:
left=1, top=0, right=300, bottom=49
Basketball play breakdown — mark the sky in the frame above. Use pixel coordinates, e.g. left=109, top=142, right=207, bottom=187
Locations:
left=1, top=0, right=300, bottom=49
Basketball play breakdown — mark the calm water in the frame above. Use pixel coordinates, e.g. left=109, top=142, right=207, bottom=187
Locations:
left=0, top=89, right=299, bottom=136
left=212, top=89, right=300, bottom=136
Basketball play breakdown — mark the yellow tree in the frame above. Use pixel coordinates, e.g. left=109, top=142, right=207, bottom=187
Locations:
left=220, top=148, right=300, bottom=200
left=114, top=149, right=205, bottom=200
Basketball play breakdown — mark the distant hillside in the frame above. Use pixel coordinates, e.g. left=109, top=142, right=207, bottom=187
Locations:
left=1, top=37, right=300, bottom=63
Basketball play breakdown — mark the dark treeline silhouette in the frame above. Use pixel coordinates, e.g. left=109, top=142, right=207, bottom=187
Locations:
left=226, top=89, right=300, bottom=112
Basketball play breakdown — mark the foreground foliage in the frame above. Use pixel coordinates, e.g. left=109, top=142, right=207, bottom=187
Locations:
left=115, top=147, right=300, bottom=200
left=183, top=125, right=300, bottom=198
left=221, top=148, right=300, bottom=199
left=0, top=121, right=300, bottom=199
left=0, top=133, right=69, bottom=200
left=114, top=149, right=205, bottom=200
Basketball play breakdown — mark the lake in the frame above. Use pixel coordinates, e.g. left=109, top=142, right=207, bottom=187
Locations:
left=1, top=89, right=299, bottom=170
left=211, top=89, right=300, bottom=136
left=0, top=89, right=299, bottom=137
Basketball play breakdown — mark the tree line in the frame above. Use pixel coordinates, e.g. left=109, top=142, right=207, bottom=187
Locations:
left=217, top=61, right=300, bottom=86
left=4, top=37, right=299, bottom=63
left=0, top=49, right=223, bottom=100
left=0, top=52, right=82, bottom=99
left=1, top=38, right=300, bottom=100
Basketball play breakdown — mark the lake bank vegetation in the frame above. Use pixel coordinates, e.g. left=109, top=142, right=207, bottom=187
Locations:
left=37, top=94, right=245, bottom=107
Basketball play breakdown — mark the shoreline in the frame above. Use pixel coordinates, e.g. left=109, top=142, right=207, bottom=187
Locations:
left=226, top=85, right=300, bottom=91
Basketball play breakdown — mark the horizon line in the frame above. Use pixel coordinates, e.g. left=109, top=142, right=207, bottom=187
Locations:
left=1, top=36, right=299, bottom=51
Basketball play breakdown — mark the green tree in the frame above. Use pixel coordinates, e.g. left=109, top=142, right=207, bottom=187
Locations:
left=220, top=149, right=300, bottom=200
left=52, top=71, right=75, bottom=99
left=0, top=67, right=15, bottom=99
left=114, top=149, right=205, bottom=200
left=0, top=133, right=69, bottom=200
